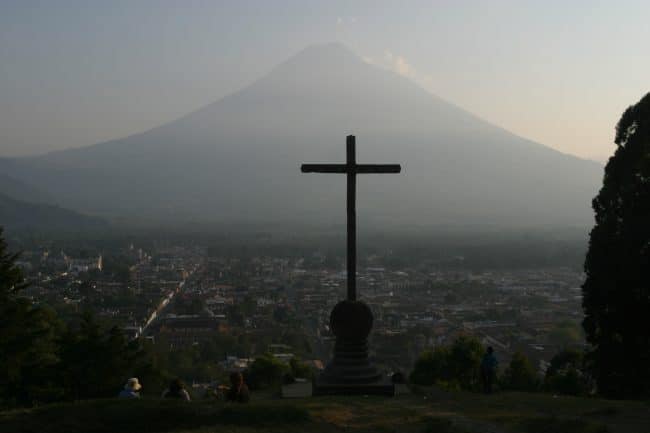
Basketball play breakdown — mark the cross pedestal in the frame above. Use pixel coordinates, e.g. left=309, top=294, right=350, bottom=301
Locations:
left=314, top=299, right=395, bottom=395
left=301, top=135, right=401, bottom=396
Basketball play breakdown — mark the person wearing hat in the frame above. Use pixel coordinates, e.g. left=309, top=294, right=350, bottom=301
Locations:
left=118, top=377, right=142, bottom=399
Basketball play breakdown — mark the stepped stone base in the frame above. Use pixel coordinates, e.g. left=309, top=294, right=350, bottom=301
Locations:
left=315, top=300, right=395, bottom=396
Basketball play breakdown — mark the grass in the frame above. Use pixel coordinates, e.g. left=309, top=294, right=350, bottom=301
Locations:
left=514, top=417, right=609, bottom=433
left=1, top=389, right=649, bottom=433
left=0, top=400, right=310, bottom=433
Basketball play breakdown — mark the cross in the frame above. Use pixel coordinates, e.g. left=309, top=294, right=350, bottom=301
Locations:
left=301, top=135, right=401, bottom=301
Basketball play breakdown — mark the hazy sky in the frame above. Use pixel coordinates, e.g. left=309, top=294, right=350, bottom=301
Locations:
left=1, top=1, right=648, bottom=162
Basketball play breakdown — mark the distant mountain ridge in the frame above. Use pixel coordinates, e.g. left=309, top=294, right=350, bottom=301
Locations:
left=0, top=43, right=603, bottom=228
left=0, top=173, right=53, bottom=204
left=0, top=192, right=107, bottom=231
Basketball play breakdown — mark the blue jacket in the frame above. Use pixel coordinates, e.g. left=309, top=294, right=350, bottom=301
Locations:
left=118, top=389, right=140, bottom=399
left=481, top=353, right=498, bottom=372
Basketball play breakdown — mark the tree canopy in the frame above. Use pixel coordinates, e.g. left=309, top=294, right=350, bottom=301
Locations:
left=0, top=227, right=27, bottom=298
left=582, top=93, right=650, bottom=398
left=501, top=351, right=538, bottom=392
left=409, top=335, right=484, bottom=391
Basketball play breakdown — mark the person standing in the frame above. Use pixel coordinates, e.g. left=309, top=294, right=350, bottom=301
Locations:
left=480, top=347, right=498, bottom=394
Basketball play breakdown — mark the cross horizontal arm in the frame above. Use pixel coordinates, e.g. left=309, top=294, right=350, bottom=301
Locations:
left=355, top=164, right=401, bottom=174
left=301, top=164, right=347, bottom=173
left=301, top=164, right=401, bottom=174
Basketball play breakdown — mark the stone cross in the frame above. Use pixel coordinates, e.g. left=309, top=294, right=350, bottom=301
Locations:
left=301, top=135, right=401, bottom=301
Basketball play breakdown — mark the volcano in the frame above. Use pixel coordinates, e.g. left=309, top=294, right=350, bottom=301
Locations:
left=0, top=43, right=602, bottom=228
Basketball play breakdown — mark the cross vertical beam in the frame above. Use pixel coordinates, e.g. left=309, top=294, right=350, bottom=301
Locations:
left=346, top=135, right=357, bottom=301
left=301, top=135, right=401, bottom=304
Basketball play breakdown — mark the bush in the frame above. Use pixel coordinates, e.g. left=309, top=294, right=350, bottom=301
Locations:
left=544, top=349, right=591, bottom=396
left=410, top=346, right=450, bottom=386
left=501, top=351, right=539, bottom=391
left=246, top=354, right=289, bottom=389
left=448, top=336, right=483, bottom=390
left=410, top=336, right=483, bottom=391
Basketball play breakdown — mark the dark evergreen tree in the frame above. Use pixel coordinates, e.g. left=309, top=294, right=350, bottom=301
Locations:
left=0, top=227, right=62, bottom=407
left=0, top=227, right=27, bottom=298
left=58, top=312, right=139, bottom=399
left=582, top=93, right=650, bottom=398
left=0, top=228, right=167, bottom=405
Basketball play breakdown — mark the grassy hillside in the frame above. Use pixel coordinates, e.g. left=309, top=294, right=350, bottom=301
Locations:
left=1, top=389, right=648, bottom=433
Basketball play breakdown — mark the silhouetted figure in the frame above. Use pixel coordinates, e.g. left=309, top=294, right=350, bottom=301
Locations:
left=391, top=371, right=406, bottom=384
left=162, top=378, right=191, bottom=401
left=118, top=377, right=142, bottom=399
left=226, top=371, right=250, bottom=403
left=481, top=347, right=498, bottom=394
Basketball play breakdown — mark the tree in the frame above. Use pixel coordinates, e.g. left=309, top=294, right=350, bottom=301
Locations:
left=58, top=313, right=139, bottom=399
left=447, top=336, right=484, bottom=391
left=410, top=346, right=450, bottom=386
left=130, top=339, right=170, bottom=395
left=0, top=300, right=63, bottom=407
left=409, top=336, right=483, bottom=391
left=0, top=228, right=167, bottom=405
left=0, top=227, right=63, bottom=407
left=501, top=351, right=538, bottom=391
left=246, top=354, right=289, bottom=389
left=582, top=93, right=650, bottom=399
left=544, top=349, right=590, bottom=396
left=547, top=321, right=582, bottom=347
left=0, top=227, right=27, bottom=298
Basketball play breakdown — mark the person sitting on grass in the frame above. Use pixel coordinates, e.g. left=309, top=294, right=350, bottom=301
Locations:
left=162, top=378, right=191, bottom=401
left=118, top=377, right=142, bottom=399
left=226, top=371, right=250, bottom=403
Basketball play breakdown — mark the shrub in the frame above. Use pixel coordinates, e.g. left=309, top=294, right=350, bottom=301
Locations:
left=410, top=336, right=483, bottom=391
left=246, top=354, right=289, bottom=389
left=501, top=351, right=539, bottom=391
left=544, top=349, right=591, bottom=396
